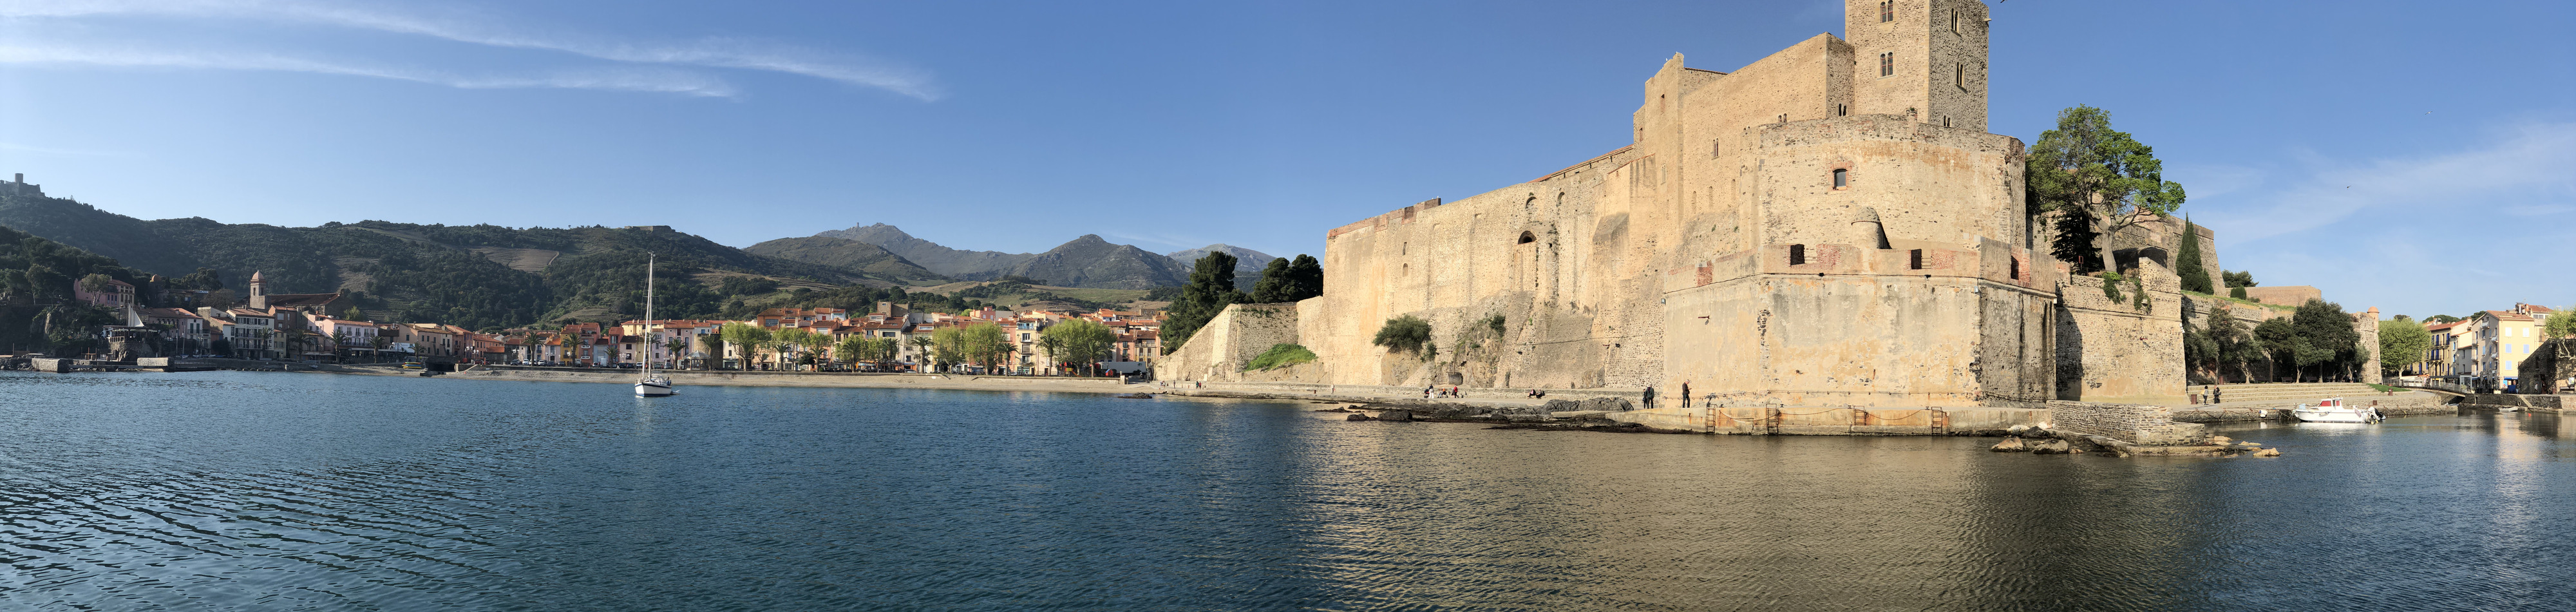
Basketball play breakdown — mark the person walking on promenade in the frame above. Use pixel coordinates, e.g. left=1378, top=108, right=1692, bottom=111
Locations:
left=1642, top=386, right=1656, bottom=410
left=1681, top=382, right=1691, bottom=408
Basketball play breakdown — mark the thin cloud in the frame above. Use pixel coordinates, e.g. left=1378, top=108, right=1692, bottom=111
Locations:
left=1, top=0, right=939, bottom=100
left=2205, top=122, right=2576, bottom=242
left=0, top=141, right=133, bottom=157
left=0, top=43, right=741, bottom=97
left=2503, top=204, right=2576, bottom=216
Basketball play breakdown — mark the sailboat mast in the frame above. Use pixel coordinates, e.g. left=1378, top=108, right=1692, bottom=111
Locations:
left=643, top=253, right=654, bottom=378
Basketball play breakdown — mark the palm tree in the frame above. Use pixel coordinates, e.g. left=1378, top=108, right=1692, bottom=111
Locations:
left=907, top=336, right=933, bottom=371
left=697, top=334, right=726, bottom=370
left=1036, top=334, right=1065, bottom=376
left=665, top=338, right=688, bottom=369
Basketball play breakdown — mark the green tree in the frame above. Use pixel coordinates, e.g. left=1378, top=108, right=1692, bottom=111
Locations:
left=931, top=327, right=965, bottom=372
left=1161, top=252, right=1248, bottom=354
left=2253, top=317, right=2297, bottom=383
left=2028, top=105, right=2187, bottom=274
left=1041, top=318, right=1116, bottom=376
left=960, top=322, right=1009, bottom=372
left=719, top=322, right=771, bottom=370
left=1372, top=315, right=1432, bottom=355
left=2174, top=216, right=2211, bottom=294
left=79, top=273, right=113, bottom=297
left=2206, top=304, right=2262, bottom=383
left=2378, top=316, right=2431, bottom=376
left=345, top=306, right=368, bottom=321
left=2291, top=299, right=2358, bottom=383
left=1285, top=254, right=1323, bottom=301
left=1251, top=254, right=1325, bottom=303
left=1247, top=258, right=1295, bottom=303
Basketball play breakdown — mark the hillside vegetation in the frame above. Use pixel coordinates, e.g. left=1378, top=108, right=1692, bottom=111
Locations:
left=743, top=236, right=947, bottom=284
left=0, top=194, right=889, bottom=329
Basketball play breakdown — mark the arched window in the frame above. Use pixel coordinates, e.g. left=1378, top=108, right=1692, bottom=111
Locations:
left=1832, top=168, right=1849, bottom=189
left=1517, top=231, right=1536, bottom=244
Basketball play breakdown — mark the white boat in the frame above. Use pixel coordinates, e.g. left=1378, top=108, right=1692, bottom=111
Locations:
left=2288, top=397, right=2378, bottom=423
left=635, top=253, right=676, bottom=397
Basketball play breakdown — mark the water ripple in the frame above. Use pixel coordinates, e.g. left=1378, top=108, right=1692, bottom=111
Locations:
left=1, top=372, right=2571, bottom=610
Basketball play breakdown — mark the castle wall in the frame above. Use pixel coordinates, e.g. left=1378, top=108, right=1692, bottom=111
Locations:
left=2241, top=285, right=2322, bottom=306
left=1299, top=146, right=1664, bottom=390
left=2054, top=263, right=2186, bottom=405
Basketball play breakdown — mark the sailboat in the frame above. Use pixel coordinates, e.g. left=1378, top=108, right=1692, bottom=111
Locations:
left=635, top=253, right=676, bottom=397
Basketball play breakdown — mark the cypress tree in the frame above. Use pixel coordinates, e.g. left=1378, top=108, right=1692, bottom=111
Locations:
left=2175, top=215, right=2211, bottom=293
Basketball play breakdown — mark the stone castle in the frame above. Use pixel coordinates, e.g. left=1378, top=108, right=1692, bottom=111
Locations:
left=1165, top=0, right=2368, bottom=408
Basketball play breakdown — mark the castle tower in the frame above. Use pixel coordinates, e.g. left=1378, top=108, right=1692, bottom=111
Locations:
left=1844, top=0, right=1989, bottom=131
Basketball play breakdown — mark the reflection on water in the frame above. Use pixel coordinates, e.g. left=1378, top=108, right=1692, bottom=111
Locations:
left=2, top=372, right=2570, bottom=611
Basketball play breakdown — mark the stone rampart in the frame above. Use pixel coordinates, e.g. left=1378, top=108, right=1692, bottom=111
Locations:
left=2049, top=399, right=2203, bottom=445
left=1161, top=302, right=1303, bottom=382
left=1606, top=405, right=2043, bottom=435
left=2054, top=263, right=2186, bottom=405
left=2240, top=285, right=2322, bottom=306
left=2460, top=393, right=2566, bottom=411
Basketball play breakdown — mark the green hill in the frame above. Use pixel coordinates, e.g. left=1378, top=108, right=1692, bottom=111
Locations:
left=0, top=193, right=887, bottom=329
left=0, top=224, right=150, bottom=354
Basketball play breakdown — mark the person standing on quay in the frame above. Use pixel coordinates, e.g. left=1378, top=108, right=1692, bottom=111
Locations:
left=1681, top=381, right=1691, bottom=408
left=1642, top=386, right=1656, bottom=410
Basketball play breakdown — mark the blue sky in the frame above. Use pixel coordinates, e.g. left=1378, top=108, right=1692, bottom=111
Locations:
left=1, top=0, right=2570, bottom=318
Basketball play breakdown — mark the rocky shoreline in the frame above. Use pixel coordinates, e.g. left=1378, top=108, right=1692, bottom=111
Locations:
left=1985, top=425, right=2282, bottom=458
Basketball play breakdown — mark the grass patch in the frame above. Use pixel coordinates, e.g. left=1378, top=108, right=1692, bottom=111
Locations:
left=2367, top=383, right=2405, bottom=393
left=1245, top=343, right=1316, bottom=370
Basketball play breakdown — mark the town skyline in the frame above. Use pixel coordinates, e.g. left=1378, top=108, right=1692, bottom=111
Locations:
left=3, top=0, right=2573, bottom=316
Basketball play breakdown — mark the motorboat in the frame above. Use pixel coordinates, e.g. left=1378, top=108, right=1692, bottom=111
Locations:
left=634, top=254, right=677, bottom=397
left=2288, top=397, right=2379, bottom=423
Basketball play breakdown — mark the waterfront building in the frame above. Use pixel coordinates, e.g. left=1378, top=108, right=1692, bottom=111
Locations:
left=2463, top=308, right=2545, bottom=390
left=73, top=278, right=135, bottom=309
left=220, top=308, right=274, bottom=359
left=140, top=307, right=209, bottom=356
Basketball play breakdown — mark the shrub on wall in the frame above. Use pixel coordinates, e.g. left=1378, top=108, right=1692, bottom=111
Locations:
left=1373, top=315, right=1432, bottom=355
left=1244, top=343, right=1316, bottom=371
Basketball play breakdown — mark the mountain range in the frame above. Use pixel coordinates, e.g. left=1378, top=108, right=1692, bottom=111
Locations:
left=777, top=223, right=1274, bottom=290
left=0, top=186, right=1285, bottom=327
left=0, top=193, right=879, bottom=329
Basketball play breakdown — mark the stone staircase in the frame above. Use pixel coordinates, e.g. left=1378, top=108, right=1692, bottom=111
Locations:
left=2184, top=382, right=2390, bottom=407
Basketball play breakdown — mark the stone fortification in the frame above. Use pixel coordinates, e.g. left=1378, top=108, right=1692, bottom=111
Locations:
left=1162, top=0, right=2367, bottom=424
left=1160, top=303, right=1303, bottom=381
left=2054, top=263, right=2186, bottom=405
left=1270, top=0, right=2055, bottom=409
left=2048, top=400, right=2203, bottom=445
left=2240, top=285, right=2322, bottom=305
